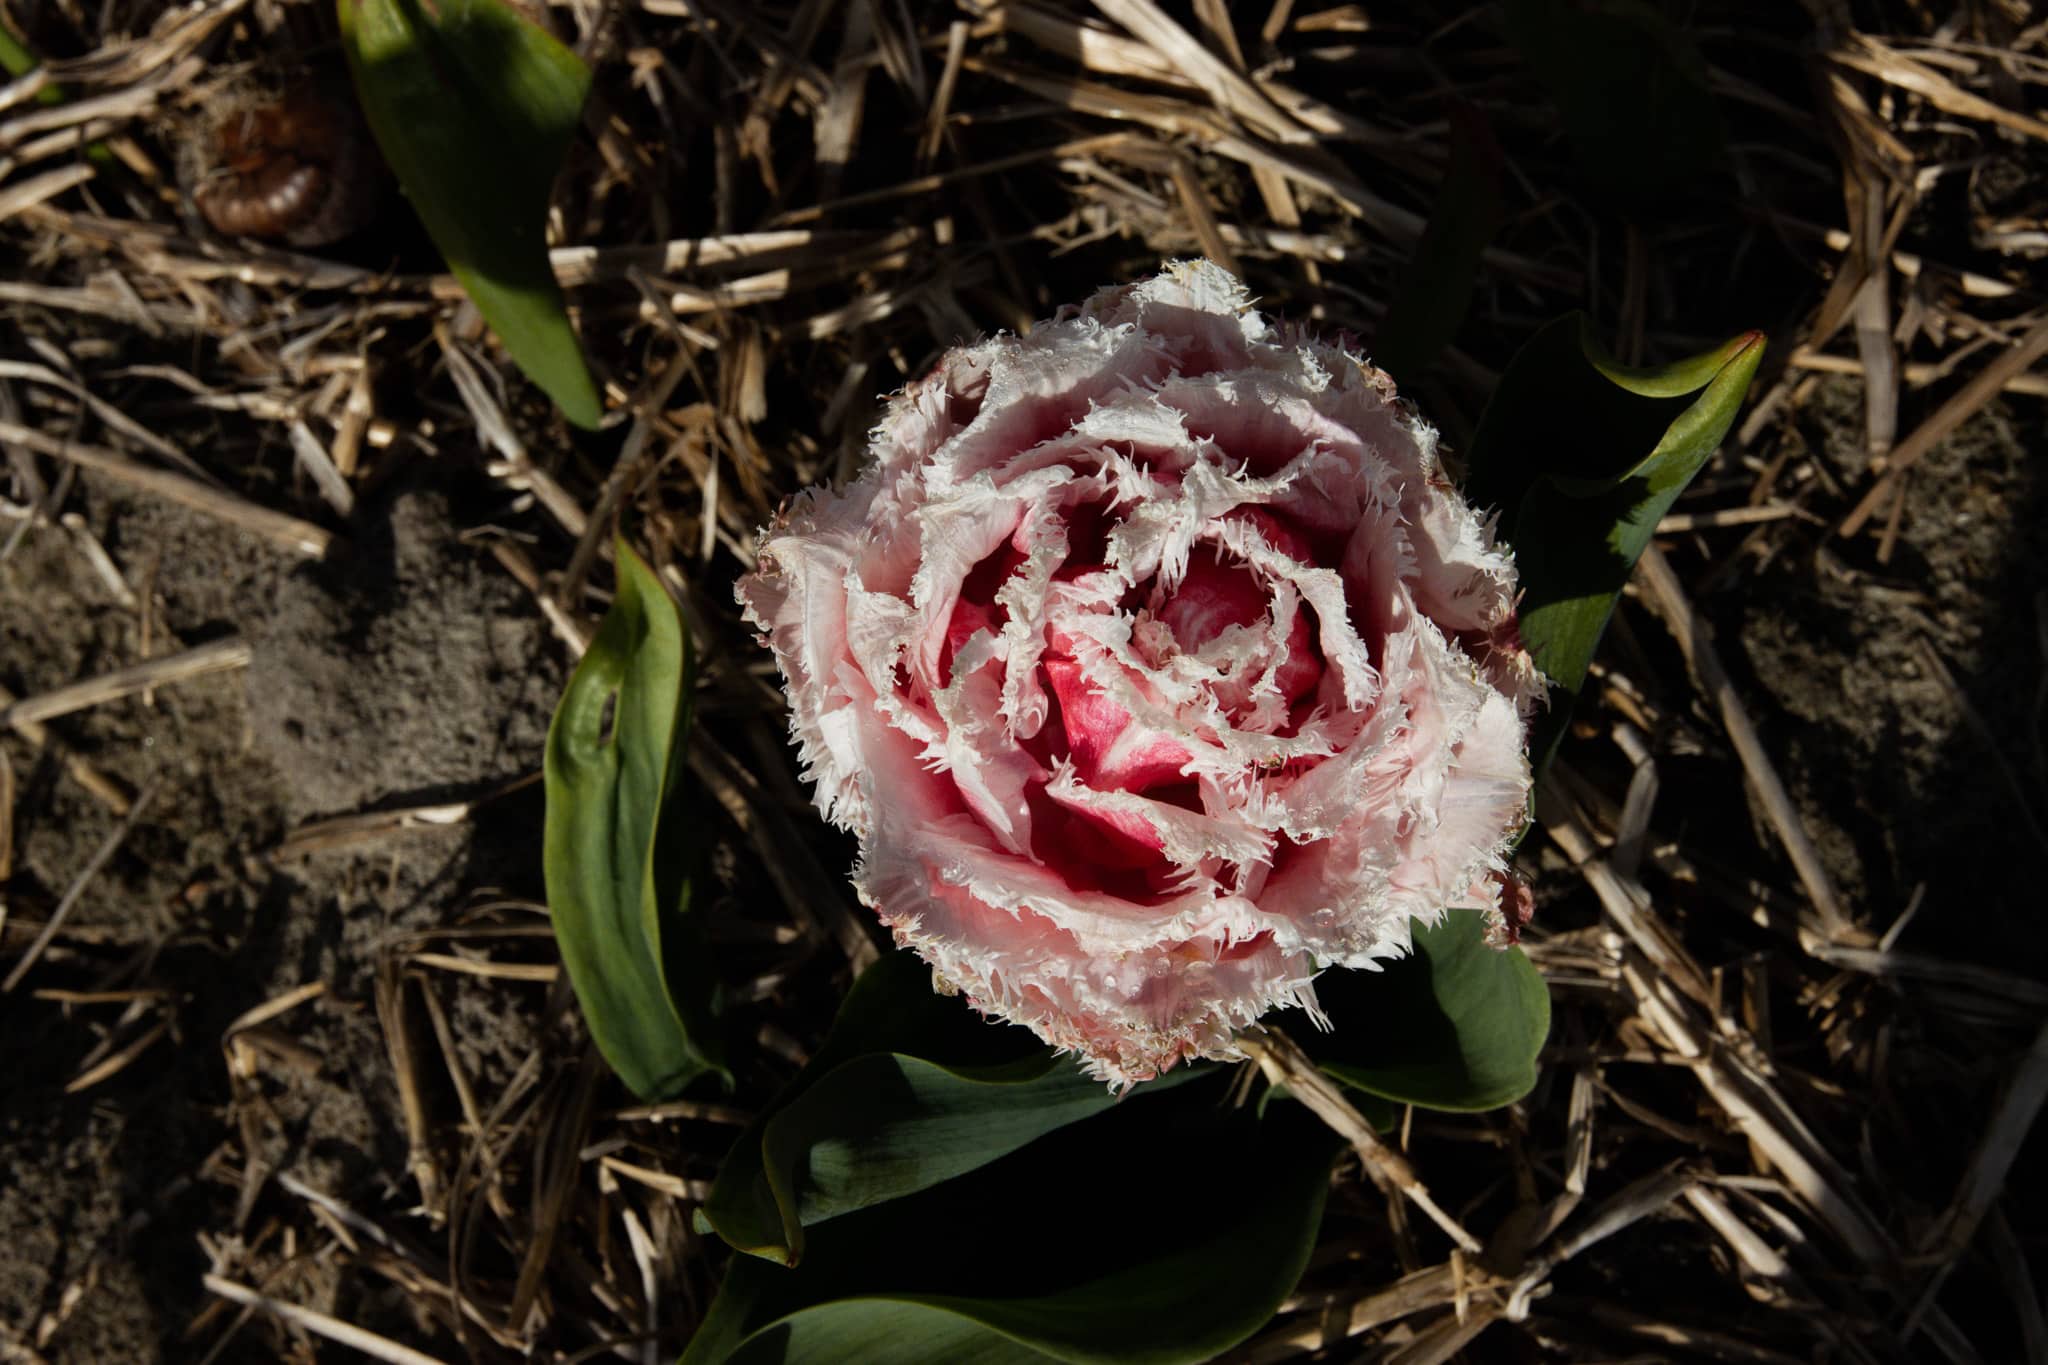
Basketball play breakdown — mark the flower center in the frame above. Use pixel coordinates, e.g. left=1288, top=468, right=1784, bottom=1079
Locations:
left=1156, top=549, right=1264, bottom=653
left=1147, top=545, right=1322, bottom=719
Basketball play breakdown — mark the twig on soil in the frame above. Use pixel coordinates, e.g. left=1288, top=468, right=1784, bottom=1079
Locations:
left=0, top=636, right=252, bottom=729
left=1240, top=1024, right=1484, bottom=1255
left=224, top=981, right=328, bottom=1039
left=374, top=959, right=445, bottom=1219
left=610, top=1097, right=751, bottom=1125
left=64, top=1016, right=169, bottom=1092
left=556, top=347, right=694, bottom=615
left=446, top=1044, right=544, bottom=1338
left=287, top=420, right=354, bottom=518
left=1831, top=32, right=2048, bottom=144
left=201, top=1275, right=446, bottom=1365
left=1239, top=1261, right=1501, bottom=1363
left=436, top=322, right=589, bottom=539
left=1656, top=503, right=1812, bottom=532
left=59, top=511, right=140, bottom=609
left=0, top=164, right=93, bottom=227
left=1787, top=346, right=2048, bottom=397
left=395, top=981, right=486, bottom=1184
left=506, top=1047, right=604, bottom=1333
left=0, top=357, right=217, bottom=482
left=1683, top=1184, right=1794, bottom=1290
left=0, top=420, right=335, bottom=557
left=276, top=1174, right=400, bottom=1265
left=1837, top=315, right=2048, bottom=539
left=490, top=540, right=592, bottom=655
left=1538, top=791, right=1893, bottom=1267
left=1525, top=1067, right=1597, bottom=1245
left=1094, top=0, right=1307, bottom=143
left=1635, top=545, right=1853, bottom=941
left=1166, top=150, right=1244, bottom=279
left=269, top=773, right=542, bottom=860
left=549, top=229, right=829, bottom=286
left=0, top=279, right=203, bottom=331
left=600, top=1154, right=710, bottom=1203
left=0, top=680, right=129, bottom=812
left=1, top=776, right=157, bottom=993
left=1506, top=1164, right=1695, bottom=1319
left=1382, top=1303, right=1503, bottom=1365
left=1905, top=1018, right=2048, bottom=1336
left=410, top=952, right=559, bottom=983
left=0, top=56, right=203, bottom=170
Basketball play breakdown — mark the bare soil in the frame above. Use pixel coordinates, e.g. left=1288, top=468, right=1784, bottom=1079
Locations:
left=2, top=470, right=561, bottom=1360
left=1732, top=378, right=2047, bottom=968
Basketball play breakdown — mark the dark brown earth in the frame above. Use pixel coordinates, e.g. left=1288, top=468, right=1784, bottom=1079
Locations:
left=1, top=471, right=562, bottom=1359
left=1730, top=379, right=2046, bottom=971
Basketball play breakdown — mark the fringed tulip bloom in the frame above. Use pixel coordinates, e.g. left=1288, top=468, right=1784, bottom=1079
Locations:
left=739, top=261, right=1542, bottom=1086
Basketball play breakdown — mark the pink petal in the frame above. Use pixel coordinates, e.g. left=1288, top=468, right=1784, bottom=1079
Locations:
left=737, top=259, right=1540, bottom=1086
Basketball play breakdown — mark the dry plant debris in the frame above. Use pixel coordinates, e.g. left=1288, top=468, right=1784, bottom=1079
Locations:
left=2, top=0, right=2046, bottom=1361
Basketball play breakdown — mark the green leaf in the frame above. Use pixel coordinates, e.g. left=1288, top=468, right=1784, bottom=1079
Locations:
left=699, top=950, right=1206, bottom=1266
left=1502, top=0, right=1728, bottom=211
left=0, top=28, right=58, bottom=99
left=1300, top=909, right=1550, bottom=1112
left=1373, top=103, right=1503, bottom=378
left=684, top=1069, right=1342, bottom=1365
left=339, top=0, right=602, bottom=427
left=1465, top=315, right=1764, bottom=779
left=543, top=540, right=721, bottom=1099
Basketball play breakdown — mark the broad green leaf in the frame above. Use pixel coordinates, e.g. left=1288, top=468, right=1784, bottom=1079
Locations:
left=1299, top=909, right=1550, bottom=1112
left=543, top=540, right=721, bottom=1099
left=339, top=0, right=602, bottom=427
left=1465, top=315, right=1764, bottom=779
left=699, top=949, right=1204, bottom=1266
left=698, top=949, right=1027, bottom=1263
left=1503, top=0, right=1728, bottom=211
left=1373, top=103, right=1502, bottom=378
left=683, top=1070, right=1342, bottom=1365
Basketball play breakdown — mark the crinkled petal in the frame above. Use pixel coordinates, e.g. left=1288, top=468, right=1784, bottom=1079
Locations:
left=739, top=258, right=1540, bottom=1086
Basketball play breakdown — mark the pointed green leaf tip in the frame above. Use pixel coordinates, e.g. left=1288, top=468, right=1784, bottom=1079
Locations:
left=339, top=0, right=602, bottom=427
left=543, top=540, right=722, bottom=1099
left=1465, top=316, right=1764, bottom=784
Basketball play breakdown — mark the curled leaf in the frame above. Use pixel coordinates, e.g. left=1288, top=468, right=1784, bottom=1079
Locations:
left=1466, top=315, right=1765, bottom=780
left=687, top=1061, right=1340, bottom=1365
left=543, top=540, right=721, bottom=1099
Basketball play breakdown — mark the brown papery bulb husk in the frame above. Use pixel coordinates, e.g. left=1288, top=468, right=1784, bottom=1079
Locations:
left=188, top=78, right=384, bottom=249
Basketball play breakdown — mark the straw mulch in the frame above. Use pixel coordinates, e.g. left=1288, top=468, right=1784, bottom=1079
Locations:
left=2, top=1, right=2045, bottom=1361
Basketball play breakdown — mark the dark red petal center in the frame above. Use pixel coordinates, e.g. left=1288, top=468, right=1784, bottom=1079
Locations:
left=1042, top=656, right=1192, bottom=792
